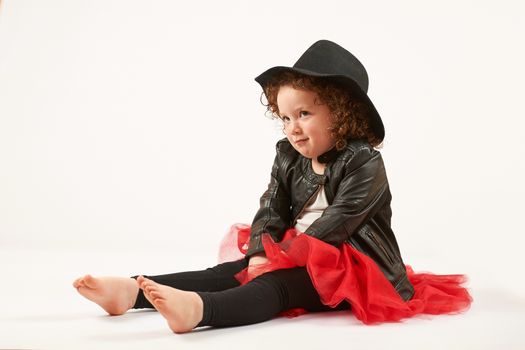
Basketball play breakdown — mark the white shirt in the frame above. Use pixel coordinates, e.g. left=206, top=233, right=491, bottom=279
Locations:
left=294, top=185, right=329, bottom=233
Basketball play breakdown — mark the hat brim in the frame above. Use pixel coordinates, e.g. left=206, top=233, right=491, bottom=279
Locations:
left=255, top=66, right=385, bottom=142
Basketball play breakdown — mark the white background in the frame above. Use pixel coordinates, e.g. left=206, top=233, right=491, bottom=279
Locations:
left=1, top=1, right=524, bottom=349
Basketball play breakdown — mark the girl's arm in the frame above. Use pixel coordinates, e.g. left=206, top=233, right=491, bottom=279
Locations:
left=245, top=142, right=292, bottom=258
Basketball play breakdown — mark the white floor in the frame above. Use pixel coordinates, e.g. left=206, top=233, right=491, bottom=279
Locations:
left=1, top=246, right=524, bottom=350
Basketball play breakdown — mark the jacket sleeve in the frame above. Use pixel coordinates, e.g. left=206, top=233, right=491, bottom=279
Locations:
left=304, top=146, right=389, bottom=247
left=245, top=143, right=292, bottom=258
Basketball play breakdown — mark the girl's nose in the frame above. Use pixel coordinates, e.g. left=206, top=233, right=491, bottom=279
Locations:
left=290, top=120, right=302, bottom=134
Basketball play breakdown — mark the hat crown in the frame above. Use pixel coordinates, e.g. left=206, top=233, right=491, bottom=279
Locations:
left=293, top=40, right=369, bottom=93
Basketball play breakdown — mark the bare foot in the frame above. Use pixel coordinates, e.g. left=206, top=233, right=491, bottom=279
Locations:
left=137, top=276, right=203, bottom=333
left=73, top=275, right=139, bottom=316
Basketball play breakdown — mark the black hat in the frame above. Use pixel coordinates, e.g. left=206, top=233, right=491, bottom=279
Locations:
left=255, top=39, right=384, bottom=142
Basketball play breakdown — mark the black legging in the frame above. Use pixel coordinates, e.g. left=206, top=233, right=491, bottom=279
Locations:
left=132, top=258, right=350, bottom=328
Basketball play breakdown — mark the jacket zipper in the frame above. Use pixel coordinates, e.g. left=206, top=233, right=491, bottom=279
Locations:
left=292, top=184, right=321, bottom=227
left=366, top=229, right=395, bottom=266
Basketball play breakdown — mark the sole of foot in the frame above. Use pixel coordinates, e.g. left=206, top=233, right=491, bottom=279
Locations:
left=73, top=274, right=139, bottom=316
left=137, top=275, right=203, bottom=333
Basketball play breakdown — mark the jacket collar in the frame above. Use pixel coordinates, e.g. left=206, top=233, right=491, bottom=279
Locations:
left=303, top=158, right=327, bottom=185
left=317, top=145, right=343, bottom=164
left=302, top=143, right=343, bottom=185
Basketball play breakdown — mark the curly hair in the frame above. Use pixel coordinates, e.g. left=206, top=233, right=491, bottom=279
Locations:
left=260, top=70, right=382, bottom=150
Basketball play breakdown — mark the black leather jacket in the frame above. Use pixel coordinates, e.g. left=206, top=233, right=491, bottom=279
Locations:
left=246, top=138, right=414, bottom=301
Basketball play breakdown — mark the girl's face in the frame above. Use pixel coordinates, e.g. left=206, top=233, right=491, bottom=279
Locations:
left=276, top=85, right=336, bottom=161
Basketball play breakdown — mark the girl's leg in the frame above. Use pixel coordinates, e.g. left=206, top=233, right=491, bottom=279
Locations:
left=131, top=258, right=248, bottom=309
left=196, top=266, right=351, bottom=327
left=73, top=258, right=248, bottom=315
left=137, top=265, right=350, bottom=332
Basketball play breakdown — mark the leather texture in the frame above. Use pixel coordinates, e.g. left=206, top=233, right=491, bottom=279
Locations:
left=246, top=137, right=414, bottom=301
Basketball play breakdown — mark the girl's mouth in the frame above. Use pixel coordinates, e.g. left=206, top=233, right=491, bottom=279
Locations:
left=295, top=138, right=308, bottom=145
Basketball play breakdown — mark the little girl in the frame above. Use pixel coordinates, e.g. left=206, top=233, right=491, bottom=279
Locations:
left=73, top=40, right=472, bottom=333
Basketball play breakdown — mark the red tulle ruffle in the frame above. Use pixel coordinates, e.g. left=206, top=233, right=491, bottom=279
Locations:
left=218, top=223, right=473, bottom=324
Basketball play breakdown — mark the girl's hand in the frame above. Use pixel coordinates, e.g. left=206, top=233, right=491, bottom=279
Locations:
left=248, top=252, right=268, bottom=278
left=249, top=252, right=269, bottom=266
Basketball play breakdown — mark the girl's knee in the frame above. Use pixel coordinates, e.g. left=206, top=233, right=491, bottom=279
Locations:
left=208, top=258, right=248, bottom=275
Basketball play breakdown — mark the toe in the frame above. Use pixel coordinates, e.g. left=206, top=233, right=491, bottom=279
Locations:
left=83, top=274, right=97, bottom=289
left=74, top=278, right=87, bottom=288
left=141, top=277, right=153, bottom=286
left=150, top=291, right=163, bottom=300
left=142, top=280, right=157, bottom=290
left=138, top=276, right=153, bottom=290
left=136, top=275, right=145, bottom=285
left=154, top=298, right=165, bottom=308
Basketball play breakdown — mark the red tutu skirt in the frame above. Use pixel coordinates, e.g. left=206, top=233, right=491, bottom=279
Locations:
left=218, top=223, right=473, bottom=325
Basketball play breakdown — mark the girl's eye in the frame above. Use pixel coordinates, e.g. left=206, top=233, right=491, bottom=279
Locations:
left=300, top=111, right=309, bottom=117
left=281, top=116, right=290, bottom=122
